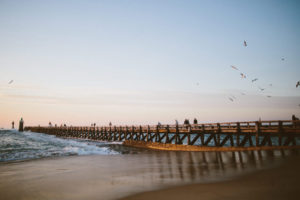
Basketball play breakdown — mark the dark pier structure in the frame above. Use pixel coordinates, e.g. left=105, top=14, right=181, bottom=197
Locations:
left=24, top=120, right=300, bottom=151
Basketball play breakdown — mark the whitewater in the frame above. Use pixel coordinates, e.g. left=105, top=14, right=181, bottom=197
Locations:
left=0, top=129, right=120, bottom=162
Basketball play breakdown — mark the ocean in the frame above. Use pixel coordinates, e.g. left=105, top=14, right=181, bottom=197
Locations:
left=0, top=129, right=120, bottom=162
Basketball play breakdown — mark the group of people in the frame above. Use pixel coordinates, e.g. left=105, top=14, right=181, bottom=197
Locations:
left=158, top=118, right=199, bottom=127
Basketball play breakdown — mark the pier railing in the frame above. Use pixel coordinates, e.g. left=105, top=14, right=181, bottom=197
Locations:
left=24, top=120, right=300, bottom=150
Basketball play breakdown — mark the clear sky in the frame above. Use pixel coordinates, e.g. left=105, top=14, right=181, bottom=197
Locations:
left=1, top=0, right=300, bottom=128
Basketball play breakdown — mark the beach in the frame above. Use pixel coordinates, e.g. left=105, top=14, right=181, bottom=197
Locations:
left=120, top=154, right=300, bottom=200
left=1, top=145, right=299, bottom=200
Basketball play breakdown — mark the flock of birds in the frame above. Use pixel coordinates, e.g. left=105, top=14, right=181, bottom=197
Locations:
left=6, top=41, right=300, bottom=108
left=226, top=40, right=300, bottom=105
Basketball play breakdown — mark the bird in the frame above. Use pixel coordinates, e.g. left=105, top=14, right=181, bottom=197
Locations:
left=8, top=80, right=13, bottom=84
left=258, top=87, right=265, bottom=91
left=267, top=95, right=272, bottom=98
left=296, top=81, right=300, bottom=88
left=229, top=94, right=236, bottom=99
left=269, top=84, right=273, bottom=87
left=230, top=65, right=238, bottom=70
left=240, top=73, right=246, bottom=79
left=240, top=92, right=246, bottom=95
left=243, top=40, right=247, bottom=47
left=229, top=97, right=234, bottom=102
left=281, top=58, right=285, bottom=61
left=252, top=78, right=258, bottom=83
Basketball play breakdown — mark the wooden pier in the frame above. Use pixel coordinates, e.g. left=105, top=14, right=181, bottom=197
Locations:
left=24, top=120, right=300, bottom=151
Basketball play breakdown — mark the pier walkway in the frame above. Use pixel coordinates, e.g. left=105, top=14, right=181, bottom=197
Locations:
left=25, top=120, right=300, bottom=151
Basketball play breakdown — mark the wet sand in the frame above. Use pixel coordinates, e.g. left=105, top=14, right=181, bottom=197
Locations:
left=0, top=149, right=298, bottom=200
left=120, top=155, right=300, bottom=200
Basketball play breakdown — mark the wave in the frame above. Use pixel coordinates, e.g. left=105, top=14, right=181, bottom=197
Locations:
left=0, top=129, right=119, bottom=162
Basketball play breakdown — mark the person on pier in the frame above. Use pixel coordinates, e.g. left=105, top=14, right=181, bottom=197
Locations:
left=193, top=118, right=198, bottom=124
left=19, top=118, right=24, bottom=132
left=12, top=121, right=14, bottom=129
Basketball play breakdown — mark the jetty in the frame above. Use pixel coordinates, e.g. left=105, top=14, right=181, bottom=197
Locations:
left=24, top=120, right=300, bottom=151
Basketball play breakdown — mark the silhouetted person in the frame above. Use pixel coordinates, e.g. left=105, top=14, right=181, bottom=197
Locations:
left=19, top=118, right=24, bottom=132
left=292, top=115, right=300, bottom=126
left=184, top=119, right=190, bottom=125
left=158, top=122, right=161, bottom=128
left=193, top=118, right=198, bottom=124
left=292, top=115, right=299, bottom=121
left=109, top=122, right=112, bottom=126
left=12, top=121, right=14, bottom=129
left=175, top=120, right=178, bottom=126
left=49, top=122, right=52, bottom=127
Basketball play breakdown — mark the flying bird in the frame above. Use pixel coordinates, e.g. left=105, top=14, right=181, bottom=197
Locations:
left=240, top=73, right=246, bottom=79
left=267, top=95, right=272, bottom=98
left=230, top=65, right=238, bottom=70
left=296, top=81, right=300, bottom=88
left=243, top=40, right=247, bottom=47
left=281, top=58, right=285, bottom=61
left=230, top=94, right=236, bottom=99
left=258, top=87, right=265, bottom=91
left=240, top=92, right=246, bottom=95
left=8, top=80, right=13, bottom=84
left=252, top=78, right=258, bottom=83
left=229, top=97, right=234, bottom=102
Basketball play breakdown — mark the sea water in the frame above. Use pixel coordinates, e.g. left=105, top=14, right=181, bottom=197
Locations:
left=0, top=129, right=120, bottom=162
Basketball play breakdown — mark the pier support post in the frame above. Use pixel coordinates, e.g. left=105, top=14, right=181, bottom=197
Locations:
left=255, top=121, right=261, bottom=146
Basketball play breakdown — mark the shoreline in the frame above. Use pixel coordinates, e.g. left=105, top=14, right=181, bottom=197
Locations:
left=119, top=154, right=300, bottom=200
left=123, top=140, right=300, bottom=151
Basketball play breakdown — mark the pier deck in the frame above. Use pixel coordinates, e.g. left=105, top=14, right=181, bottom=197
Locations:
left=25, top=120, right=300, bottom=151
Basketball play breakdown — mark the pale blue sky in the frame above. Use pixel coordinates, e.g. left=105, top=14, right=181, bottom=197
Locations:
left=0, top=0, right=300, bottom=127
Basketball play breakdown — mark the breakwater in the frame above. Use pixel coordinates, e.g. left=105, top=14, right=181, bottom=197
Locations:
left=25, top=120, right=300, bottom=151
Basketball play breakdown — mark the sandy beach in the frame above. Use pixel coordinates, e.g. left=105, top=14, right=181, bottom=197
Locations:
left=120, top=154, right=300, bottom=200
left=0, top=148, right=298, bottom=200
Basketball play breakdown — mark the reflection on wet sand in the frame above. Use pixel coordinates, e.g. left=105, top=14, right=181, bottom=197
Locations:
left=0, top=147, right=298, bottom=200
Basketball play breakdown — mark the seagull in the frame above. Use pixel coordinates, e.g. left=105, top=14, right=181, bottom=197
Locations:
left=281, top=58, right=285, bottom=61
left=8, top=80, right=13, bottom=84
left=267, top=95, right=272, bottom=98
left=252, top=78, right=258, bottom=83
left=269, top=84, right=273, bottom=87
left=243, top=40, right=247, bottom=47
left=296, top=81, right=300, bottom=88
left=229, top=97, right=234, bottom=102
left=230, top=65, right=238, bottom=70
left=230, top=94, right=236, bottom=99
left=240, top=73, right=246, bottom=79
left=258, top=87, right=265, bottom=91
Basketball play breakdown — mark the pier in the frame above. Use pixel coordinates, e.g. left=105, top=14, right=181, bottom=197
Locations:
left=24, top=120, right=300, bottom=151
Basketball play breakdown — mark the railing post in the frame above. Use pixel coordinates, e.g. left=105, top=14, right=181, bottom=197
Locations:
left=255, top=121, right=261, bottom=146
left=278, top=121, right=283, bottom=146
left=166, top=125, right=170, bottom=144
left=187, top=125, right=191, bottom=145
left=146, top=125, right=150, bottom=142
left=217, top=123, right=221, bottom=147
left=155, top=125, right=159, bottom=142
left=175, top=124, right=179, bottom=144
left=236, top=122, right=241, bottom=146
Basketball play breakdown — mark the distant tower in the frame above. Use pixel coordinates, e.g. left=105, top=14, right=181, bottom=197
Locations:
left=12, top=121, right=14, bottom=129
left=19, top=118, right=24, bottom=132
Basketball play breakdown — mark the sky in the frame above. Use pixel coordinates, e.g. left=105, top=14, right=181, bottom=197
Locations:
left=0, top=0, right=300, bottom=128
